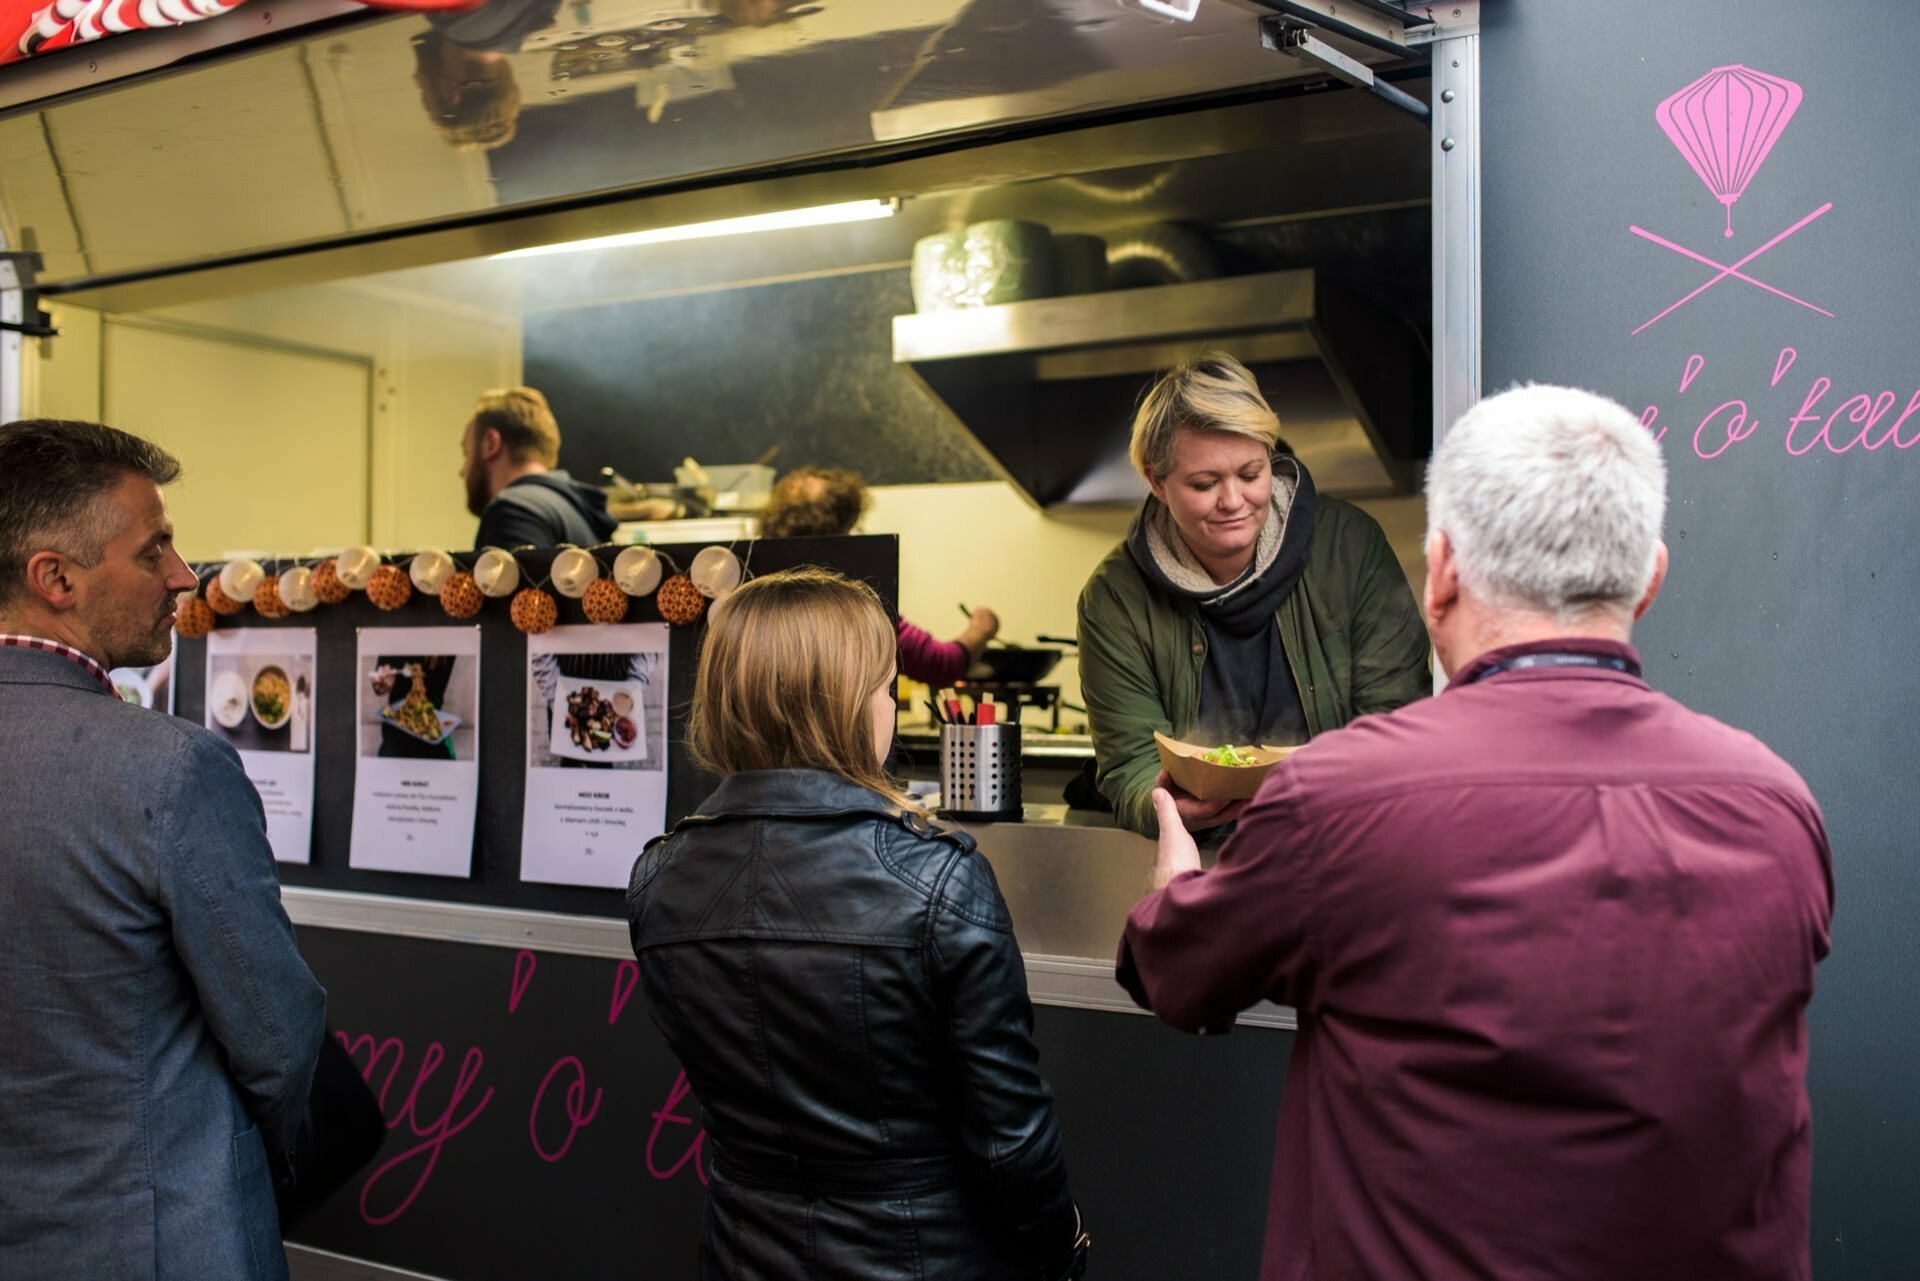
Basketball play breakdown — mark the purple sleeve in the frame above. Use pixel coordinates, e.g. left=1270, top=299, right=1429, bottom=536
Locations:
left=1115, top=767, right=1317, bottom=1033
left=897, top=616, right=970, bottom=686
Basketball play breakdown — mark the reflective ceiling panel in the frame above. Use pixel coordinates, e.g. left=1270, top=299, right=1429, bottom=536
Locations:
left=0, top=0, right=1393, bottom=288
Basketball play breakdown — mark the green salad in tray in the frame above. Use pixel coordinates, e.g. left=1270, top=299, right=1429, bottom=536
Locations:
left=1199, top=744, right=1262, bottom=768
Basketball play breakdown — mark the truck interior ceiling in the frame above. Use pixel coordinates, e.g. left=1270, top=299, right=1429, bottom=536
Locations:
left=6, top=0, right=1434, bottom=596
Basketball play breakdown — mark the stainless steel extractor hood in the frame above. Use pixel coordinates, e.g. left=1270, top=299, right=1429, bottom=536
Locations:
left=892, top=268, right=1427, bottom=507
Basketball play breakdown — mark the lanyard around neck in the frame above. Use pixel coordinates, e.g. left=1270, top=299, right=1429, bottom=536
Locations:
left=1459, top=650, right=1642, bottom=686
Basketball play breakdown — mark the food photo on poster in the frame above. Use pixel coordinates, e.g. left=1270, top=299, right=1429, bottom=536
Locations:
left=359, top=653, right=479, bottom=763
left=531, top=653, right=665, bottom=769
left=349, top=626, right=483, bottom=878
left=108, top=633, right=174, bottom=713
left=203, top=628, right=319, bottom=864
left=208, top=652, right=314, bottom=755
left=521, top=623, right=671, bottom=889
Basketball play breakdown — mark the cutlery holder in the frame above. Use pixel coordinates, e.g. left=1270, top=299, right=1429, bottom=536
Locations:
left=938, top=723, right=1022, bottom=823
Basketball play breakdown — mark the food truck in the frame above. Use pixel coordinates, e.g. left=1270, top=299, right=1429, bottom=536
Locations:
left=0, top=1, right=1909, bottom=1276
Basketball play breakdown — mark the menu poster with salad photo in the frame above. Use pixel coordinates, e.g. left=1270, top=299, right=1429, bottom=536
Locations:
left=204, top=628, right=317, bottom=864
left=520, top=623, right=670, bottom=889
left=348, top=625, right=482, bottom=877
left=109, top=631, right=175, bottom=714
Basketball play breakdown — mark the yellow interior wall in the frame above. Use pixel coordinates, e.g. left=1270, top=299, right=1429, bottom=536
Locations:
left=28, top=283, right=520, bottom=560
left=864, top=481, right=1428, bottom=722
left=101, top=319, right=372, bottom=562
left=33, top=301, right=102, bottom=422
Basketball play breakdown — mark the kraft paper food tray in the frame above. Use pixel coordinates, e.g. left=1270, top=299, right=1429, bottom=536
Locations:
left=1154, top=731, right=1299, bottom=802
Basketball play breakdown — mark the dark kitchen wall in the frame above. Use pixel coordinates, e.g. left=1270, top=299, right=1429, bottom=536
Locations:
left=524, top=268, right=996, bottom=486
left=1215, top=204, right=1430, bottom=348
left=522, top=205, right=1429, bottom=488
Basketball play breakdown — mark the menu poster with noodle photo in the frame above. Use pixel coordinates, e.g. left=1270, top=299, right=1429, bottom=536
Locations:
left=204, top=628, right=317, bottom=865
left=349, top=625, right=482, bottom=878
left=520, top=623, right=670, bottom=889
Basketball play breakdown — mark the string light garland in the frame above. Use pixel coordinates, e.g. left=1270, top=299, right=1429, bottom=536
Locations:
left=279, top=566, right=319, bottom=612
left=582, top=577, right=629, bottom=624
left=253, top=575, right=291, bottom=619
left=174, top=593, right=215, bottom=638
left=366, top=563, right=413, bottom=612
left=206, top=579, right=246, bottom=616
left=175, top=539, right=756, bottom=634
left=510, top=587, right=559, bottom=634
left=440, top=572, right=483, bottom=619
left=311, top=559, right=350, bottom=604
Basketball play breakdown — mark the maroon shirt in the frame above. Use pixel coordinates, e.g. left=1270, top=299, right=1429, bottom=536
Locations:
left=1118, top=639, right=1833, bottom=1281
left=897, top=616, right=969, bottom=687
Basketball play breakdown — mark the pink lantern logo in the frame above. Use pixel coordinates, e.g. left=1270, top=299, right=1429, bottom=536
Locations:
left=1656, top=65, right=1803, bottom=239
left=1628, top=64, right=1832, bottom=335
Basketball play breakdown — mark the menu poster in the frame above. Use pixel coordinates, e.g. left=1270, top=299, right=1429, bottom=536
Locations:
left=520, top=623, right=670, bottom=889
left=109, top=631, right=176, bottom=714
left=204, top=628, right=317, bottom=865
left=348, top=625, right=482, bottom=878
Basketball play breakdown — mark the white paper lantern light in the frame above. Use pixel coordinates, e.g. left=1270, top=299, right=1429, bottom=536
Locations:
left=550, top=547, right=600, bottom=599
left=409, top=549, right=456, bottom=596
left=612, top=545, right=662, bottom=596
left=217, top=557, right=265, bottom=602
left=334, top=545, right=381, bottom=590
left=473, top=547, right=521, bottom=598
left=278, top=565, right=319, bottom=612
left=689, top=545, right=743, bottom=600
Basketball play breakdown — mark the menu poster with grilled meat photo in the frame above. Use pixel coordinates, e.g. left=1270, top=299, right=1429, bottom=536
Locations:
left=204, top=628, right=317, bottom=864
left=348, top=625, right=482, bottom=877
left=520, top=623, right=670, bottom=889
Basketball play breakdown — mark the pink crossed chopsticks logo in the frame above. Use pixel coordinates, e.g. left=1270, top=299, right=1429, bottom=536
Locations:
left=1630, top=65, right=1832, bottom=335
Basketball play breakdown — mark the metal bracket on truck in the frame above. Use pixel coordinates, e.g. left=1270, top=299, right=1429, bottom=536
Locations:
left=0, top=252, right=57, bottom=339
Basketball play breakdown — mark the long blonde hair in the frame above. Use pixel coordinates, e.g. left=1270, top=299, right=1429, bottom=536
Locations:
left=689, top=567, right=905, bottom=803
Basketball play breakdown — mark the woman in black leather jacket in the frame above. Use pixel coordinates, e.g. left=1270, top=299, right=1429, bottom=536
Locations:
left=628, top=568, right=1088, bottom=1280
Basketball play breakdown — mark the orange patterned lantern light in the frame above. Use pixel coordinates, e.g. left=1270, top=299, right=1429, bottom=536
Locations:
left=510, top=587, right=558, bottom=634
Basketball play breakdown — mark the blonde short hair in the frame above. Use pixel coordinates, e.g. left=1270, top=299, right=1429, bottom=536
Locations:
left=471, top=387, right=560, bottom=467
left=1129, top=353, right=1282, bottom=481
left=689, top=568, right=904, bottom=803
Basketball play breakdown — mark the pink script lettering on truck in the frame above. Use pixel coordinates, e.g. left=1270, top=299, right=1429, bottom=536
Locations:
left=335, top=948, right=708, bottom=1227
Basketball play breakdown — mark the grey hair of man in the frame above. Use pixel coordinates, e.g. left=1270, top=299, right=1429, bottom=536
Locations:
left=1426, top=385, right=1667, bottom=627
left=0, top=419, right=183, bottom=609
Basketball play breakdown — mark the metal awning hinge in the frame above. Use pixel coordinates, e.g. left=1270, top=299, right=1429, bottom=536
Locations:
left=1259, top=16, right=1431, bottom=124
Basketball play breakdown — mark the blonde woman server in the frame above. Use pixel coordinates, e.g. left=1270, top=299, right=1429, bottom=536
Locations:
left=1076, top=353, right=1431, bottom=836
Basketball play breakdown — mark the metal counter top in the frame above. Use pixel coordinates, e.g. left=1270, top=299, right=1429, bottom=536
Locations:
left=896, top=727, right=1096, bottom=760
left=282, top=814, right=1293, bottom=1031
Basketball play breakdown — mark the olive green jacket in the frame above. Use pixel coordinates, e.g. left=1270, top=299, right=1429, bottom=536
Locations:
left=1075, top=497, right=1431, bottom=836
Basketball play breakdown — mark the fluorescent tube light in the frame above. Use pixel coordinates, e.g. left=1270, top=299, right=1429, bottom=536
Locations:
left=1123, top=0, right=1202, bottom=20
left=492, top=198, right=899, bottom=260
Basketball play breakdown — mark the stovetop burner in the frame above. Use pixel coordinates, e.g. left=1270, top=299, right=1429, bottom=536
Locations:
left=952, top=681, right=1062, bottom=730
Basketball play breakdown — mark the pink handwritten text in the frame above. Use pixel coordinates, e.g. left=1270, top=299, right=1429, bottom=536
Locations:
left=509, top=950, right=537, bottom=1013
left=609, top=960, right=639, bottom=1026
left=1637, top=349, right=1920, bottom=462
left=345, top=1038, right=497, bottom=1226
left=646, top=1070, right=710, bottom=1186
left=529, top=1056, right=605, bottom=1163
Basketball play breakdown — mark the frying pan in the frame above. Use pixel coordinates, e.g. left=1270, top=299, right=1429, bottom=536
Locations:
left=965, top=634, right=1078, bottom=684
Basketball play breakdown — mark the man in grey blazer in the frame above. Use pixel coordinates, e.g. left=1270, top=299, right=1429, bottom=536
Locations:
left=0, top=420, right=327, bottom=1279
